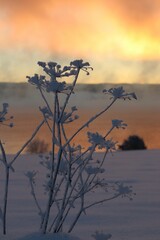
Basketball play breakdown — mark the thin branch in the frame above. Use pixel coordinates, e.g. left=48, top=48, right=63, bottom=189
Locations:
left=3, top=166, right=9, bottom=235
left=63, top=98, right=117, bottom=148
left=58, top=69, right=80, bottom=123
left=84, top=193, right=121, bottom=211
left=41, top=93, right=57, bottom=233
left=0, top=142, right=9, bottom=235
left=9, top=119, right=45, bottom=167
left=67, top=163, right=85, bottom=233
left=29, top=180, right=44, bottom=222
left=39, top=87, right=53, bottom=116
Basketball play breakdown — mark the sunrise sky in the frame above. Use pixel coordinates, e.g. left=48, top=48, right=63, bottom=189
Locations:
left=0, top=0, right=160, bottom=83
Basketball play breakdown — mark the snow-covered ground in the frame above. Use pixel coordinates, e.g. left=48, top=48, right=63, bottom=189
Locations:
left=0, top=150, right=160, bottom=240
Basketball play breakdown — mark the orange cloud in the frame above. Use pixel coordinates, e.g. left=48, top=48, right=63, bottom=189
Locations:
left=4, top=1, right=110, bottom=56
left=0, top=0, right=159, bottom=59
left=0, top=0, right=159, bottom=83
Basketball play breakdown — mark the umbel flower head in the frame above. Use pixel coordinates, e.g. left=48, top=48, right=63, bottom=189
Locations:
left=112, top=119, right=127, bottom=129
left=87, top=132, right=105, bottom=148
left=115, top=182, right=136, bottom=200
left=27, top=73, right=69, bottom=94
left=103, top=86, right=137, bottom=100
left=70, top=59, right=93, bottom=75
left=25, top=170, right=37, bottom=184
left=27, top=59, right=93, bottom=93
left=0, top=103, right=14, bottom=128
left=87, top=132, right=117, bottom=151
left=59, top=106, right=79, bottom=124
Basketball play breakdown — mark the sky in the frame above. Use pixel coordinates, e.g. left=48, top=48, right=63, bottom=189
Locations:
left=0, top=0, right=160, bottom=84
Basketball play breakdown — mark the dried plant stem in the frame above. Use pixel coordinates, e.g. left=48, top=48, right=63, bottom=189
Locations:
left=53, top=161, right=72, bottom=232
left=67, top=163, right=85, bottom=233
left=68, top=194, right=84, bottom=233
left=39, top=87, right=52, bottom=116
left=58, top=69, right=80, bottom=123
left=0, top=141, right=9, bottom=235
left=65, top=145, right=96, bottom=204
left=63, top=98, right=117, bottom=148
left=29, top=180, right=44, bottom=226
left=52, top=145, right=96, bottom=232
left=41, top=94, right=57, bottom=233
left=3, top=165, right=9, bottom=235
left=84, top=193, right=121, bottom=211
left=57, top=163, right=85, bottom=232
left=53, top=124, right=73, bottom=231
left=68, top=193, right=122, bottom=233
left=0, top=120, right=45, bottom=235
left=9, top=119, right=45, bottom=167
left=55, top=127, right=114, bottom=232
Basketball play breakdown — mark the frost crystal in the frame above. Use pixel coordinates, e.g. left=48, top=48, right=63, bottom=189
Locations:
left=39, top=106, right=53, bottom=119
left=57, top=158, right=68, bottom=175
left=87, top=132, right=117, bottom=151
left=27, top=60, right=92, bottom=94
left=25, top=170, right=37, bottom=184
left=0, top=103, right=14, bottom=127
left=70, top=59, right=90, bottom=69
left=27, top=74, right=45, bottom=88
left=103, top=86, right=137, bottom=100
left=59, top=106, right=79, bottom=124
left=37, top=61, right=46, bottom=68
left=87, top=132, right=105, bottom=147
left=70, top=59, right=93, bottom=75
left=45, top=80, right=67, bottom=93
left=71, top=106, right=77, bottom=112
left=115, top=182, right=136, bottom=200
left=112, top=119, right=127, bottom=129
left=104, top=139, right=117, bottom=151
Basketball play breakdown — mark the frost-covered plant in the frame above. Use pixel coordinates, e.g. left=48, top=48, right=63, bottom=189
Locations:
left=0, top=103, right=13, bottom=128
left=0, top=103, right=14, bottom=235
left=0, top=103, right=45, bottom=235
left=25, top=59, right=137, bottom=234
